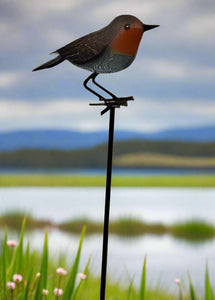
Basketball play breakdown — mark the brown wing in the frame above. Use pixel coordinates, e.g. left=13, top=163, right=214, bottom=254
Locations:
left=55, top=27, right=114, bottom=65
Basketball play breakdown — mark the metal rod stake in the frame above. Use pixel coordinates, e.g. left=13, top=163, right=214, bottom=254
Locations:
left=100, top=107, right=115, bottom=300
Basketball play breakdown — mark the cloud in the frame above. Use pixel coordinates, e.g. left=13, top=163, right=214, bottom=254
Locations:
left=92, top=1, right=158, bottom=21
left=143, top=59, right=186, bottom=79
left=0, top=98, right=107, bottom=131
left=117, top=97, right=215, bottom=132
left=45, top=29, right=76, bottom=49
left=13, top=0, right=85, bottom=18
left=0, top=21, right=8, bottom=36
left=0, top=99, right=88, bottom=118
left=140, top=58, right=215, bottom=81
left=0, top=0, right=215, bottom=132
left=186, top=14, right=215, bottom=43
left=0, top=72, right=25, bottom=88
left=0, top=20, right=26, bottom=50
left=0, top=97, right=215, bottom=132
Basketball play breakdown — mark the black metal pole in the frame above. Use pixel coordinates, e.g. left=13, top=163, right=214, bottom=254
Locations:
left=100, top=107, right=115, bottom=300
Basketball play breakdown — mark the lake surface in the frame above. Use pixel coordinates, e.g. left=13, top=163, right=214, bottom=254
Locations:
left=1, top=167, right=215, bottom=176
left=1, top=187, right=215, bottom=224
left=0, top=187, right=215, bottom=293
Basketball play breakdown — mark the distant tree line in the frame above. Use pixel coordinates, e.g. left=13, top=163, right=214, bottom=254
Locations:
left=0, top=139, right=215, bottom=169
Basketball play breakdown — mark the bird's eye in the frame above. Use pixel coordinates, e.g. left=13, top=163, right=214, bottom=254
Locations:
left=124, top=24, right=130, bottom=30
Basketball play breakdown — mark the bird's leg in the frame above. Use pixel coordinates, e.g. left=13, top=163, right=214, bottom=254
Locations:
left=87, top=72, right=134, bottom=115
left=91, top=73, right=117, bottom=99
left=83, top=73, right=104, bottom=100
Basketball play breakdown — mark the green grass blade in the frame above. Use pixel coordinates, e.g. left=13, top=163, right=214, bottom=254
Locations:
left=127, top=276, right=135, bottom=300
left=140, top=256, right=147, bottom=300
left=34, top=231, right=48, bottom=300
left=188, top=272, right=196, bottom=300
left=62, top=226, right=86, bottom=300
left=8, top=218, right=26, bottom=278
left=205, top=262, right=213, bottom=300
left=23, top=268, right=34, bottom=300
left=1, top=228, right=8, bottom=298
left=22, top=242, right=33, bottom=300
left=72, top=256, right=90, bottom=300
left=24, top=242, right=30, bottom=278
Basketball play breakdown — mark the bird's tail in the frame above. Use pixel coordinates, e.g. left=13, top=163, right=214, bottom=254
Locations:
left=32, top=55, right=64, bottom=71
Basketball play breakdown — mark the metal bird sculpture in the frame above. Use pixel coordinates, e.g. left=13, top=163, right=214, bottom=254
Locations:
left=33, top=15, right=159, bottom=113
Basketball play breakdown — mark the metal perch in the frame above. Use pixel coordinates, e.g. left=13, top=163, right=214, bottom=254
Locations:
left=84, top=74, right=134, bottom=300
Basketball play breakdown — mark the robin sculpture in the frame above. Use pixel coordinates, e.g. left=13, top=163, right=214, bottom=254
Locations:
left=33, top=15, right=159, bottom=113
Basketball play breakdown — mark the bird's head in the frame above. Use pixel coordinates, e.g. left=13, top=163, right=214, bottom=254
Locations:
left=110, top=15, right=159, bottom=56
left=112, top=15, right=159, bottom=33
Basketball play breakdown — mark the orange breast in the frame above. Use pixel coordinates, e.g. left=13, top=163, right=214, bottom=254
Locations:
left=111, top=26, right=143, bottom=57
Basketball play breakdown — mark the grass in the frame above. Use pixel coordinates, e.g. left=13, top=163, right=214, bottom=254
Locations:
left=60, top=217, right=167, bottom=237
left=114, top=153, right=215, bottom=168
left=0, top=220, right=87, bottom=300
left=0, top=212, right=53, bottom=230
left=171, top=220, right=215, bottom=241
left=1, top=212, right=215, bottom=242
left=0, top=174, right=215, bottom=187
left=0, top=220, right=214, bottom=300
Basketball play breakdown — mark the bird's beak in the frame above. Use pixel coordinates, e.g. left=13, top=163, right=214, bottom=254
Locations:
left=143, top=24, right=160, bottom=32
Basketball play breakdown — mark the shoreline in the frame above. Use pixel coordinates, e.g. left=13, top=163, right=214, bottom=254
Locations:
left=1, top=213, right=215, bottom=242
left=0, top=174, right=215, bottom=187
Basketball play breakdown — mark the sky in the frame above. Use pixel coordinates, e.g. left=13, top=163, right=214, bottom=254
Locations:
left=0, top=0, right=215, bottom=133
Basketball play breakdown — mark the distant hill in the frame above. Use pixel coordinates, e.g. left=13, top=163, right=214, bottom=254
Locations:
left=0, top=129, right=144, bottom=151
left=0, top=126, right=215, bottom=151
left=0, top=140, right=215, bottom=169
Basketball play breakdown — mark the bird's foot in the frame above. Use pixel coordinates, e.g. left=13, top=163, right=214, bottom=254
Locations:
left=84, top=73, right=134, bottom=115
left=90, top=96, right=134, bottom=115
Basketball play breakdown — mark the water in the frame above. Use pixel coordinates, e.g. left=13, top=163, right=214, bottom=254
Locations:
left=1, top=187, right=215, bottom=292
left=1, top=167, right=215, bottom=176
left=0, top=187, right=215, bottom=224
